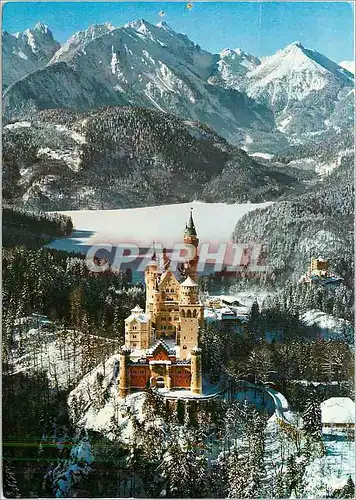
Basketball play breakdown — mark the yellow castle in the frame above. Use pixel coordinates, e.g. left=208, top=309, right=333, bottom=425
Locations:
left=119, top=210, right=203, bottom=397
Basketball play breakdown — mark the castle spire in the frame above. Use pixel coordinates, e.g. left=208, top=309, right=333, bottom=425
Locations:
left=184, top=207, right=197, bottom=237
left=151, top=239, right=157, bottom=261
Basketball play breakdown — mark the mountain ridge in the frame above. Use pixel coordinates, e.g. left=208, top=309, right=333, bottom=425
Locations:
left=3, top=19, right=354, bottom=153
left=3, top=106, right=303, bottom=211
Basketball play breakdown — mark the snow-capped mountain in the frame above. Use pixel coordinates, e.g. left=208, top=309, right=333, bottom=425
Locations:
left=2, top=22, right=60, bottom=88
left=2, top=20, right=353, bottom=151
left=339, top=60, right=355, bottom=75
left=3, top=20, right=284, bottom=152
left=209, top=47, right=261, bottom=88
left=243, top=42, right=354, bottom=135
left=50, top=22, right=115, bottom=63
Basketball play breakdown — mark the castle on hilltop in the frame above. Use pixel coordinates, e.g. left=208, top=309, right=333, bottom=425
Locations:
left=300, top=257, right=343, bottom=287
left=118, top=210, right=203, bottom=398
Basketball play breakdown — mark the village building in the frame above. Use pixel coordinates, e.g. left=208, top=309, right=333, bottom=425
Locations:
left=320, top=397, right=355, bottom=429
left=119, top=210, right=203, bottom=398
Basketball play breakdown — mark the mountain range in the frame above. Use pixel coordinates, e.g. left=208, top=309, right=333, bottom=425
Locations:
left=3, top=22, right=60, bottom=89
left=3, top=20, right=354, bottom=153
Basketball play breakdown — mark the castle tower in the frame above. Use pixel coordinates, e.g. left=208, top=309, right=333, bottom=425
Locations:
left=145, top=251, right=159, bottom=314
left=182, top=208, right=199, bottom=281
left=190, top=347, right=202, bottom=395
left=124, top=305, right=150, bottom=349
left=118, top=346, right=131, bottom=398
left=180, top=276, right=198, bottom=305
left=179, top=276, right=202, bottom=360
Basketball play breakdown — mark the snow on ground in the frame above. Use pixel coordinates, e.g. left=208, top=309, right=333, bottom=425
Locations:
left=225, top=290, right=271, bottom=309
left=37, top=147, right=82, bottom=172
left=69, top=356, right=148, bottom=442
left=250, top=152, right=273, bottom=160
left=157, top=378, right=222, bottom=400
left=4, top=121, right=32, bottom=130
left=10, top=319, right=119, bottom=390
left=303, top=431, right=355, bottom=497
left=47, top=201, right=273, bottom=251
left=266, top=387, right=296, bottom=424
left=301, top=309, right=352, bottom=340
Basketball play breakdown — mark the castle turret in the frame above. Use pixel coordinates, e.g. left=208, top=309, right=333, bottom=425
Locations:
left=179, top=276, right=202, bottom=360
left=145, top=251, right=159, bottom=313
left=118, top=346, right=131, bottom=398
left=190, top=347, right=202, bottom=395
left=182, top=208, right=199, bottom=281
left=124, top=305, right=150, bottom=349
left=180, top=276, right=198, bottom=305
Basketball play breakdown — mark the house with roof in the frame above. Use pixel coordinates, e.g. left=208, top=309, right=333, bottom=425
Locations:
left=320, top=397, right=355, bottom=429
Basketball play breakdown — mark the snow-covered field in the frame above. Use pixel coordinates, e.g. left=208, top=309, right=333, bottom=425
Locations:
left=47, top=201, right=272, bottom=252
left=9, top=320, right=119, bottom=390
left=301, top=309, right=352, bottom=340
left=304, top=431, right=355, bottom=497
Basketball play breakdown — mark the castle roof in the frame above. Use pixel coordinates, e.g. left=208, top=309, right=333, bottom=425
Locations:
left=147, top=339, right=176, bottom=356
left=125, top=305, right=149, bottom=323
left=320, top=397, right=355, bottom=425
left=131, top=305, right=143, bottom=313
left=184, top=208, right=197, bottom=237
left=181, top=276, right=198, bottom=287
left=158, top=269, right=179, bottom=288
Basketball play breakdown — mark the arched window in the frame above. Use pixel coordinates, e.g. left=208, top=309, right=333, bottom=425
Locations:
left=187, top=309, right=191, bottom=318
left=183, top=345, right=187, bottom=350
left=193, top=309, right=197, bottom=317
left=181, top=310, right=185, bottom=318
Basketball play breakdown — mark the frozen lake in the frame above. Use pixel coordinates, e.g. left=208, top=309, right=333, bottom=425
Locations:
left=47, top=200, right=272, bottom=252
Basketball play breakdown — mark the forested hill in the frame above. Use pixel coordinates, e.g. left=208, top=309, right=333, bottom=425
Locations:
left=3, top=206, right=73, bottom=248
left=3, top=107, right=301, bottom=211
left=232, top=160, right=354, bottom=287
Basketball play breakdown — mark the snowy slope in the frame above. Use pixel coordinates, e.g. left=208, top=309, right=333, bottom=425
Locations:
left=246, top=42, right=352, bottom=105
left=50, top=22, right=115, bottom=63
left=301, top=309, right=353, bottom=340
left=209, top=47, right=260, bottom=89
left=209, top=41, right=354, bottom=138
left=10, top=322, right=120, bottom=390
left=245, top=42, right=354, bottom=135
left=339, top=60, right=355, bottom=74
left=2, top=23, right=60, bottom=88
left=303, top=432, right=355, bottom=497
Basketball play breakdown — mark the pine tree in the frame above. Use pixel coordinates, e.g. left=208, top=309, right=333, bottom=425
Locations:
left=302, top=397, right=322, bottom=438
left=226, top=448, right=248, bottom=498
left=341, top=476, right=355, bottom=498
left=3, top=460, right=21, bottom=498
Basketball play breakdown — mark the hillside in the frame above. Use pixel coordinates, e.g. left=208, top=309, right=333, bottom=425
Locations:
left=3, top=107, right=302, bottom=211
left=232, top=160, right=354, bottom=287
left=272, top=128, right=354, bottom=178
left=2, top=206, right=73, bottom=248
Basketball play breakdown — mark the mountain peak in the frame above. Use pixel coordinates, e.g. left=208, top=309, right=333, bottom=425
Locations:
left=288, top=41, right=304, bottom=49
left=156, top=20, right=173, bottom=30
left=34, top=22, right=49, bottom=34
left=125, top=19, right=153, bottom=30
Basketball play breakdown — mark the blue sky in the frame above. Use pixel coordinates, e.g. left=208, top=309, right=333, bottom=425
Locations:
left=2, top=2, right=354, bottom=61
